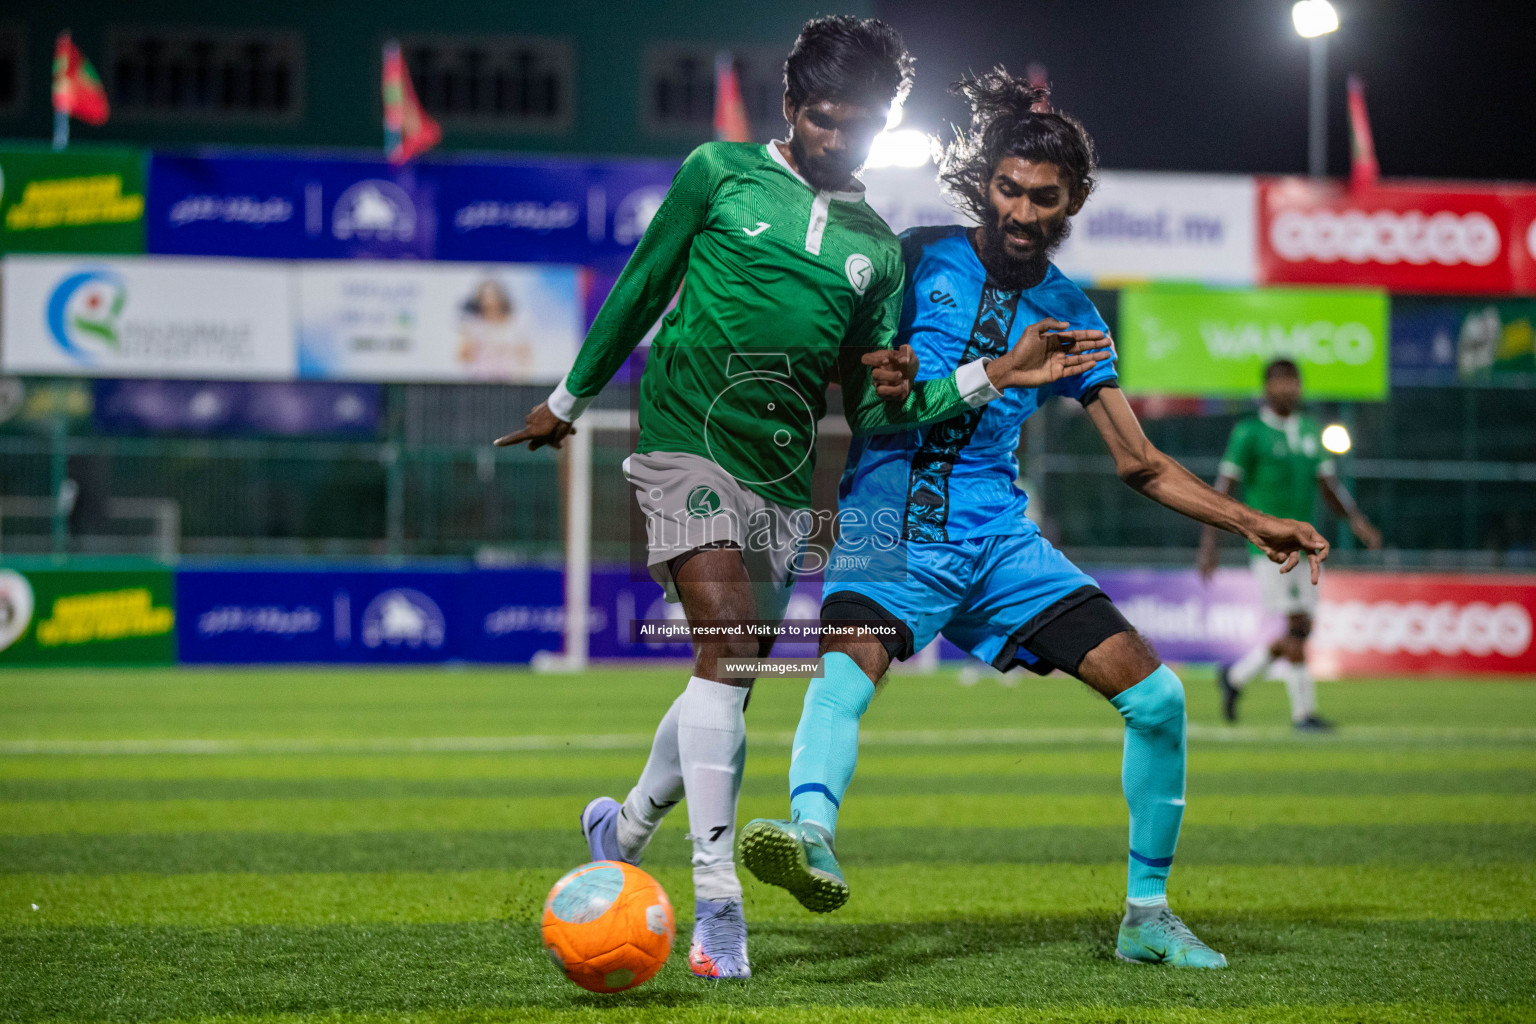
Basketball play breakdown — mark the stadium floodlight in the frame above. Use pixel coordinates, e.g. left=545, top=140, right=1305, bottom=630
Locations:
left=1322, top=423, right=1352, bottom=454
left=1292, top=0, right=1339, bottom=176
left=865, top=129, right=933, bottom=169
left=886, top=97, right=905, bottom=130
left=1291, top=0, right=1339, bottom=38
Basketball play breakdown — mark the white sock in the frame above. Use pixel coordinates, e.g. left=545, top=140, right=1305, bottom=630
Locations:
left=1280, top=661, right=1317, bottom=723
left=1229, top=645, right=1273, bottom=689
left=677, top=675, right=749, bottom=902
left=617, top=694, right=685, bottom=862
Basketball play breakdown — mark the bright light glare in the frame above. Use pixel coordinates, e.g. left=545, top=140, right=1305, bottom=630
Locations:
left=1292, top=0, right=1339, bottom=38
left=1322, top=423, right=1352, bottom=454
left=864, top=129, right=932, bottom=169
left=886, top=98, right=904, bottom=130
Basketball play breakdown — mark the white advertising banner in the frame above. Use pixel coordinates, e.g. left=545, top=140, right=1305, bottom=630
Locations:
left=1, top=255, right=295, bottom=379
left=861, top=168, right=1258, bottom=287
left=296, top=262, right=582, bottom=383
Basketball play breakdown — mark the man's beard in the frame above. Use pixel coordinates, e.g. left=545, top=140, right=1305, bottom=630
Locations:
left=977, top=214, right=1071, bottom=290
left=788, top=134, right=858, bottom=192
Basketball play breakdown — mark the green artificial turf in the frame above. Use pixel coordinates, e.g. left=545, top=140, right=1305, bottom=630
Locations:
left=1, top=666, right=1533, bottom=1023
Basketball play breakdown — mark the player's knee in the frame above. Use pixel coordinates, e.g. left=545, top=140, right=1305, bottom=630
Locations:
left=1112, top=663, right=1185, bottom=731
left=805, top=655, right=876, bottom=717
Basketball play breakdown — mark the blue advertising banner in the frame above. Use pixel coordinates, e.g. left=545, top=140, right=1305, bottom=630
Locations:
left=147, top=153, right=679, bottom=269
left=148, top=155, right=437, bottom=261
left=177, top=569, right=460, bottom=663
left=95, top=380, right=382, bottom=437
left=175, top=566, right=822, bottom=664
left=1390, top=296, right=1536, bottom=387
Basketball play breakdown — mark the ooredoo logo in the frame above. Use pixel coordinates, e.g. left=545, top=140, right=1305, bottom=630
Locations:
left=1270, top=209, right=1500, bottom=267
left=1316, top=599, right=1532, bottom=659
left=46, top=268, right=128, bottom=362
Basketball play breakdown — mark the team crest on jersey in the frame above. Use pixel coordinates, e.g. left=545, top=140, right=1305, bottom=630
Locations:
left=685, top=486, right=722, bottom=518
left=845, top=253, right=873, bottom=295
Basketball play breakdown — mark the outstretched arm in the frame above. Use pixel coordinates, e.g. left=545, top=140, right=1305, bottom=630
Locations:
left=496, top=149, right=713, bottom=450
left=1087, top=389, right=1329, bottom=581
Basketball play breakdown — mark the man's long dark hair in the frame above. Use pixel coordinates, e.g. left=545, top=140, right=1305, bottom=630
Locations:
left=939, top=68, right=1098, bottom=224
left=784, top=15, right=914, bottom=110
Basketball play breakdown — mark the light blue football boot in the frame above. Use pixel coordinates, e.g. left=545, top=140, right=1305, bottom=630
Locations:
left=579, top=796, right=634, bottom=865
left=739, top=818, right=849, bottom=913
left=689, top=897, right=750, bottom=979
left=1116, top=903, right=1229, bottom=968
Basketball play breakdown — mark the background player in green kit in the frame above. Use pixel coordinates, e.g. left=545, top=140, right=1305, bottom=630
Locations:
left=495, top=17, right=1112, bottom=979
left=1198, top=359, right=1382, bottom=730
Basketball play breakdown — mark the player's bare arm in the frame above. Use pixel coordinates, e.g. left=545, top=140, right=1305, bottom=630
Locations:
left=1196, top=474, right=1237, bottom=581
left=1088, top=388, right=1329, bottom=582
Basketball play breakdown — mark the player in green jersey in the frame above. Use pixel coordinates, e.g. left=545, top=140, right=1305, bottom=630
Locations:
left=496, top=17, right=1112, bottom=980
left=1198, top=359, right=1381, bottom=730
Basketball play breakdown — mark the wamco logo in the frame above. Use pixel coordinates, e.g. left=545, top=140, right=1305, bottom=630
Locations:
left=1199, top=319, right=1375, bottom=365
left=1270, top=209, right=1500, bottom=267
left=46, top=269, right=128, bottom=362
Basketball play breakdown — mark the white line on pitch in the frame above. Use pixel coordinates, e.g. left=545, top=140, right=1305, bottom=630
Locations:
left=1, top=724, right=1533, bottom=756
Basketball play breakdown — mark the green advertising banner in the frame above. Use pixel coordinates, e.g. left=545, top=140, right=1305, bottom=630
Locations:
left=0, top=147, right=147, bottom=254
left=0, top=567, right=175, bottom=665
left=1117, top=285, right=1389, bottom=399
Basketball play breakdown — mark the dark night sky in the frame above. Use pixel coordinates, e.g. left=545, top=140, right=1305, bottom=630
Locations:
left=876, top=0, right=1535, bottom=181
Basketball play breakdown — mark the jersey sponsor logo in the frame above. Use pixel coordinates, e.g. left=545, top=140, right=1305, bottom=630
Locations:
left=928, top=289, right=958, bottom=308
left=845, top=253, right=873, bottom=295
left=685, top=485, right=722, bottom=518
left=743, top=221, right=771, bottom=237
left=1269, top=208, right=1501, bottom=267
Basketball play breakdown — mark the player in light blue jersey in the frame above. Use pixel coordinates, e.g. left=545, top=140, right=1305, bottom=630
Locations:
left=742, top=70, right=1331, bottom=969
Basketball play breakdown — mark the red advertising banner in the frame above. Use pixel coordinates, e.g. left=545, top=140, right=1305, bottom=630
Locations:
left=1259, top=178, right=1536, bottom=296
left=1311, top=571, right=1536, bottom=678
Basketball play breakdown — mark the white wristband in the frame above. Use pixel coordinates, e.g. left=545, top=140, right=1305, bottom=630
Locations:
left=546, top=376, right=592, bottom=422
left=957, top=358, right=1004, bottom=408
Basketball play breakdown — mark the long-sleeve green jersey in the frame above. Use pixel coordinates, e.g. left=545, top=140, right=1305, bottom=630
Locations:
left=552, top=141, right=993, bottom=509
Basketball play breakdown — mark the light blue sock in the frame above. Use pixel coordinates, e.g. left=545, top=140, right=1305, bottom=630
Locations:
left=788, top=652, right=876, bottom=837
left=1108, top=664, right=1187, bottom=905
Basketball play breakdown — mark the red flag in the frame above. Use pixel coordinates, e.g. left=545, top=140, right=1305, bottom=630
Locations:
left=383, top=41, right=441, bottom=165
left=52, top=31, right=110, bottom=126
left=714, top=52, right=751, bottom=143
left=1347, top=74, right=1380, bottom=190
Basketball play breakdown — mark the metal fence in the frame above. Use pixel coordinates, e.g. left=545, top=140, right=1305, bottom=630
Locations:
left=1, top=378, right=1532, bottom=568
